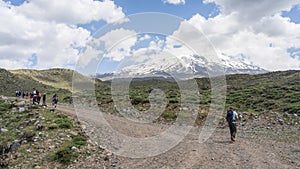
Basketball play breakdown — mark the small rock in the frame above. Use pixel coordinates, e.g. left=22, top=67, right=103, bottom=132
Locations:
left=71, top=146, right=77, bottom=152
left=19, top=107, right=25, bottom=112
left=48, top=145, right=55, bottom=149
left=104, top=156, right=109, bottom=161
left=0, top=128, right=8, bottom=133
left=81, top=125, right=87, bottom=130
left=16, top=101, right=26, bottom=107
left=278, top=119, right=284, bottom=125
left=69, top=131, right=78, bottom=136
left=9, top=142, right=21, bottom=152
left=20, top=132, right=36, bottom=142
left=35, top=124, right=44, bottom=131
left=34, top=120, right=40, bottom=126
left=58, top=132, right=65, bottom=137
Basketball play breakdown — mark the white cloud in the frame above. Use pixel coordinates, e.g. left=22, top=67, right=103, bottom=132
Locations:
left=100, top=28, right=137, bottom=61
left=163, top=0, right=185, bottom=5
left=0, top=0, right=126, bottom=70
left=204, top=0, right=300, bottom=23
left=15, top=0, right=126, bottom=24
left=186, top=2, right=300, bottom=70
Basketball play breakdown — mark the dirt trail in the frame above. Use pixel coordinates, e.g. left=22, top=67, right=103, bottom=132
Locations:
left=57, top=104, right=300, bottom=169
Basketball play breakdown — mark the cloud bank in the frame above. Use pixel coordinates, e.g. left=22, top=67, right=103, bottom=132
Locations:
left=0, top=0, right=125, bottom=69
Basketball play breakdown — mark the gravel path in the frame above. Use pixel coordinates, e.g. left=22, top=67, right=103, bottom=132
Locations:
left=57, top=104, right=300, bottom=169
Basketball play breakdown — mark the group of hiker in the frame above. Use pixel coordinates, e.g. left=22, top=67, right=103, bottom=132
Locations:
left=15, top=90, right=29, bottom=98
left=17, top=88, right=239, bottom=142
left=15, top=88, right=58, bottom=108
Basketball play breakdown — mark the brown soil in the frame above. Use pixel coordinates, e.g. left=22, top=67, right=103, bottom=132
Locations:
left=57, top=104, right=300, bottom=169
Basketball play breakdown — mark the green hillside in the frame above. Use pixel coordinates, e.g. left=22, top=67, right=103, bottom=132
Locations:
left=225, top=70, right=300, bottom=113
left=94, top=70, right=300, bottom=116
left=10, top=68, right=75, bottom=91
left=0, top=69, right=71, bottom=102
left=1, top=68, right=299, bottom=115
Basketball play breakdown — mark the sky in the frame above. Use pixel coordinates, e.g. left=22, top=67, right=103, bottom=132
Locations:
left=0, top=0, right=300, bottom=73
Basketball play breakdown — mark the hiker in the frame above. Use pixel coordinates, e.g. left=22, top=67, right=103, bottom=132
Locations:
left=37, top=92, right=42, bottom=105
left=52, top=94, right=58, bottom=108
left=226, top=107, right=238, bottom=142
left=32, top=88, right=39, bottom=104
left=30, top=92, right=33, bottom=102
left=42, top=93, right=46, bottom=106
left=25, top=91, right=29, bottom=99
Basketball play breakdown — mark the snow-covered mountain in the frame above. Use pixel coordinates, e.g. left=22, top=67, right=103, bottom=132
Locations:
left=96, top=54, right=267, bottom=81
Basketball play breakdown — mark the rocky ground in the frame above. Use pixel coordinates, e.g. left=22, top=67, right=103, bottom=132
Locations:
left=1, top=97, right=299, bottom=168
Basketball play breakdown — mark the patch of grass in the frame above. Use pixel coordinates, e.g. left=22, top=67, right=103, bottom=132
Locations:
left=50, top=136, right=87, bottom=165
left=161, top=110, right=177, bottom=121
left=0, top=100, right=12, bottom=112
left=54, top=114, right=73, bottom=129
left=50, top=146, right=78, bottom=165
left=72, top=135, right=87, bottom=147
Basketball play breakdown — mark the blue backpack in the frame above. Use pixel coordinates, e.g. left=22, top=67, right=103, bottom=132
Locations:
left=226, top=110, right=234, bottom=122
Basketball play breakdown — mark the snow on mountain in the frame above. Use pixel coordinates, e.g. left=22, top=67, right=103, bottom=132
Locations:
left=95, top=53, right=267, bottom=80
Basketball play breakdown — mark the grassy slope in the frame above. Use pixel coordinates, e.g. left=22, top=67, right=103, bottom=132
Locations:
left=225, top=70, right=300, bottom=113
left=10, top=68, right=75, bottom=91
left=2, top=68, right=300, bottom=114
left=94, top=70, right=300, bottom=115
left=0, top=68, right=57, bottom=96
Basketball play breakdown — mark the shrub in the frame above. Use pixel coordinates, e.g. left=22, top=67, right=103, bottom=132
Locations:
left=50, top=147, right=78, bottom=165
left=72, top=136, right=87, bottom=147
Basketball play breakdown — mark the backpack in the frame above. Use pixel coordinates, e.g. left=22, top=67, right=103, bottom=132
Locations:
left=226, top=110, right=234, bottom=122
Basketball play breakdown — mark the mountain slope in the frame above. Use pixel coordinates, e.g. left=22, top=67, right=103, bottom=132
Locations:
left=96, top=54, right=267, bottom=80
left=0, top=68, right=61, bottom=96
left=10, top=69, right=75, bottom=91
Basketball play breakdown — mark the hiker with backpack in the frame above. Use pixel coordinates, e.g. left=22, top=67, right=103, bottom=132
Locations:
left=226, top=107, right=239, bottom=142
left=32, top=88, right=39, bottom=104
left=42, top=93, right=47, bottom=106
left=52, top=94, right=58, bottom=108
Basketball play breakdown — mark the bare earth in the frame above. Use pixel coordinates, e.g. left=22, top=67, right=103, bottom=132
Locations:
left=58, top=104, right=300, bottom=169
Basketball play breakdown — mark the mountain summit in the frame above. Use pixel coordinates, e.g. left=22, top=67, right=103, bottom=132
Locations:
left=96, top=54, right=267, bottom=80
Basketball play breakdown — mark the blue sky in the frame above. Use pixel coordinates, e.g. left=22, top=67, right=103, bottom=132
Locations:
left=282, top=5, right=300, bottom=24
left=0, top=0, right=300, bottom=71
left=80, top=0, right=220, bottom=34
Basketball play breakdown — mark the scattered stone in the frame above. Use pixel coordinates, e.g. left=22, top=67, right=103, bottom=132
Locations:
left=69, top=130, right=78, bottom=136
left=12, top=107, right=17, bottom=112
left=34, top=120, right=40, bottom=126
left=71, top=146, right=77, bottom=152
left=0, top=143, right=10, bottom=154
left=20, top=132, right=36, bottom=142
left=9, top=141, right=21, bottom=152
left=19, top=107, right=25, bottom=112
left=48, top=145, right=55, bottom=149
left=0, top=128, right=8, bottom=132
left=283, top=112, right=289, bottom=118
left=278, top=119, right=284, bottom=125
left=35, top=124, right=44, bottom=131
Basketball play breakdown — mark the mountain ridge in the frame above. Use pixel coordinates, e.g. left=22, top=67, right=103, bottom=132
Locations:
left=94, top=54, right=268, bottom=81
